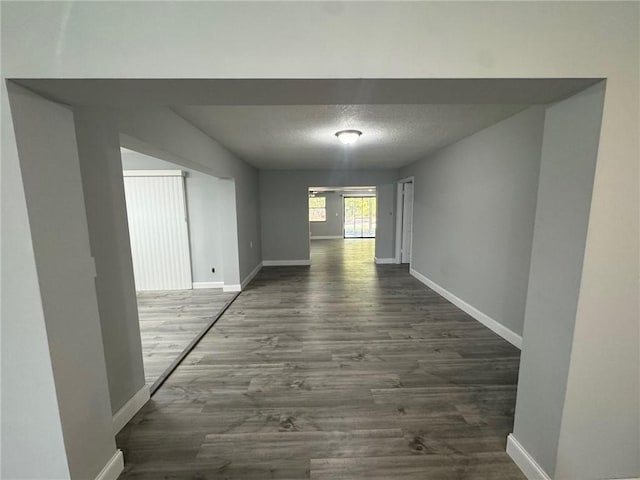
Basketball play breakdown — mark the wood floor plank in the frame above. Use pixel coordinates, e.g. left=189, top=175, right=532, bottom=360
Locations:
left=310, top=453, right=526, bottom=480
left=137, top=288, right=236, bottom=386
left=117, top=239, right=525, bottom=479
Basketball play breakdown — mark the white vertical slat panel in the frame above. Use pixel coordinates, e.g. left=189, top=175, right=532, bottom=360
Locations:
left=123, top=172, right=192, bottom=291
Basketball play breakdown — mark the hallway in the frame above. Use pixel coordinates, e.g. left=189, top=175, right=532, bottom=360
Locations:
left=117, top=240, right=524, bottom=479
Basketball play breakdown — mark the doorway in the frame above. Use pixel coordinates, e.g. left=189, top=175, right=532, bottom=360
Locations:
left=344, top=196, right=377, bottom=238
left=308, top=186, right=377, bottom=266
left=395, top=177, right=414, bottom=264
left=121, top=149, right=237, bottom=393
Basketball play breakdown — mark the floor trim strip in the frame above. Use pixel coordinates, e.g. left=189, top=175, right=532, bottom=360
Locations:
left=149, top=291, right=242, bottom=396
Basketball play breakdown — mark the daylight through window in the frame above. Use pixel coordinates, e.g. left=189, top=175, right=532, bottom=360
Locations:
left=309, top=196, right=326, bottom=222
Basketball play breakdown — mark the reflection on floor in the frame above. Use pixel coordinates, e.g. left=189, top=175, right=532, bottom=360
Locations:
left=137, top=288, right=236, bottom=386
left=119, top=239, right=525, bottom=479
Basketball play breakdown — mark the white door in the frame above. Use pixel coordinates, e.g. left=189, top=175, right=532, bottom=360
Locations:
left=123, top=171, right=192, bottom=291
left=401, top=182, right=413, bottom=264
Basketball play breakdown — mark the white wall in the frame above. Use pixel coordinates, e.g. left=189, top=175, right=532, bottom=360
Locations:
left=1, top=82, right=71, bottom=480
left=1, top=2, right=638, bottom=479
left=186, top=175, right=224, bottom=284
left=553, top=82, right=637, bottom=480
left=117, top=107, right=260, bottom=286
left=512, top=83, right=607, bottom=479
left=121, top=150, right=226, bottom=285
left=4, top=84, right=118, bottom=479
left=260, top=170, right=398, bottom=263
left=401, top=106, right=545, bottom=338
left=374, top=184, right=396, bottom=262
left=74, top=109, right=146, bottom=415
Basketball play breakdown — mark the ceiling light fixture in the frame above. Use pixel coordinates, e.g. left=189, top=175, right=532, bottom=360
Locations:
left=335, top=129, right=362, bottom=145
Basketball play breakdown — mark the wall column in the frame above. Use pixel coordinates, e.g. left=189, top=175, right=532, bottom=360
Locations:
left=3, top=84, right=121, bottom=478
left=74, top=108, right=147, bottom=415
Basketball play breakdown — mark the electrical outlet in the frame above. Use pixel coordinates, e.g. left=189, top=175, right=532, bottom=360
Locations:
left=250, top=241, right=253, bottom=248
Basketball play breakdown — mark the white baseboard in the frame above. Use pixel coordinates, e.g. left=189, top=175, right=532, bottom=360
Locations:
left=310, top=235, right=343, bottom=240
left=223, top=284, right=241, bottom=292
left=506, top=434, right=552, bottom=480
left=112, top=384, right=150, bottom=434
left=262, top=259, right=311, bottom=266
left=409, top=267, right=522, bottom=349
left=507, top=434, right=639, bottom=480
left=241, top=261, right=263, bottom=289
left=375, top=257, right=395, bottom=264
left=94, top=450, right=124, bottom=480
left=192, top=281, right=224, bottom=289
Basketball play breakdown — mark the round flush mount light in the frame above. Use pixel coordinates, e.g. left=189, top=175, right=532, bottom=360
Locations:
left=335, top=129, right=362, bottom=145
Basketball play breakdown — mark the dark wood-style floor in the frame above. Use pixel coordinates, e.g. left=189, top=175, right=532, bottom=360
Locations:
left=137, top=289, right=236, bottom=386
left=118, top=239, right=525, bottom=479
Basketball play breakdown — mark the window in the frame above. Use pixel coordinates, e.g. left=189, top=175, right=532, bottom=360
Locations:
left=309, top=196, right=326, bottom=222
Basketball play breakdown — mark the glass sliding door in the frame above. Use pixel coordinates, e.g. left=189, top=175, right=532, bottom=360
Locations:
left=344, top=196, right=377, bottom=238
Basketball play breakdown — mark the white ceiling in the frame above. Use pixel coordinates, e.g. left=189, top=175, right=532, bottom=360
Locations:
left=173, top=104, right=529, bottom=169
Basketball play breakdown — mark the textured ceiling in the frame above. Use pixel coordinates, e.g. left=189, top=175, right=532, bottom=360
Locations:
left=173, top=104, right=529, bottom=169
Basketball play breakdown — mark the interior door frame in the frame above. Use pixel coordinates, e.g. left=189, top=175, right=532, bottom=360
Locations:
left=395, top=176, right=415, bottom=264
